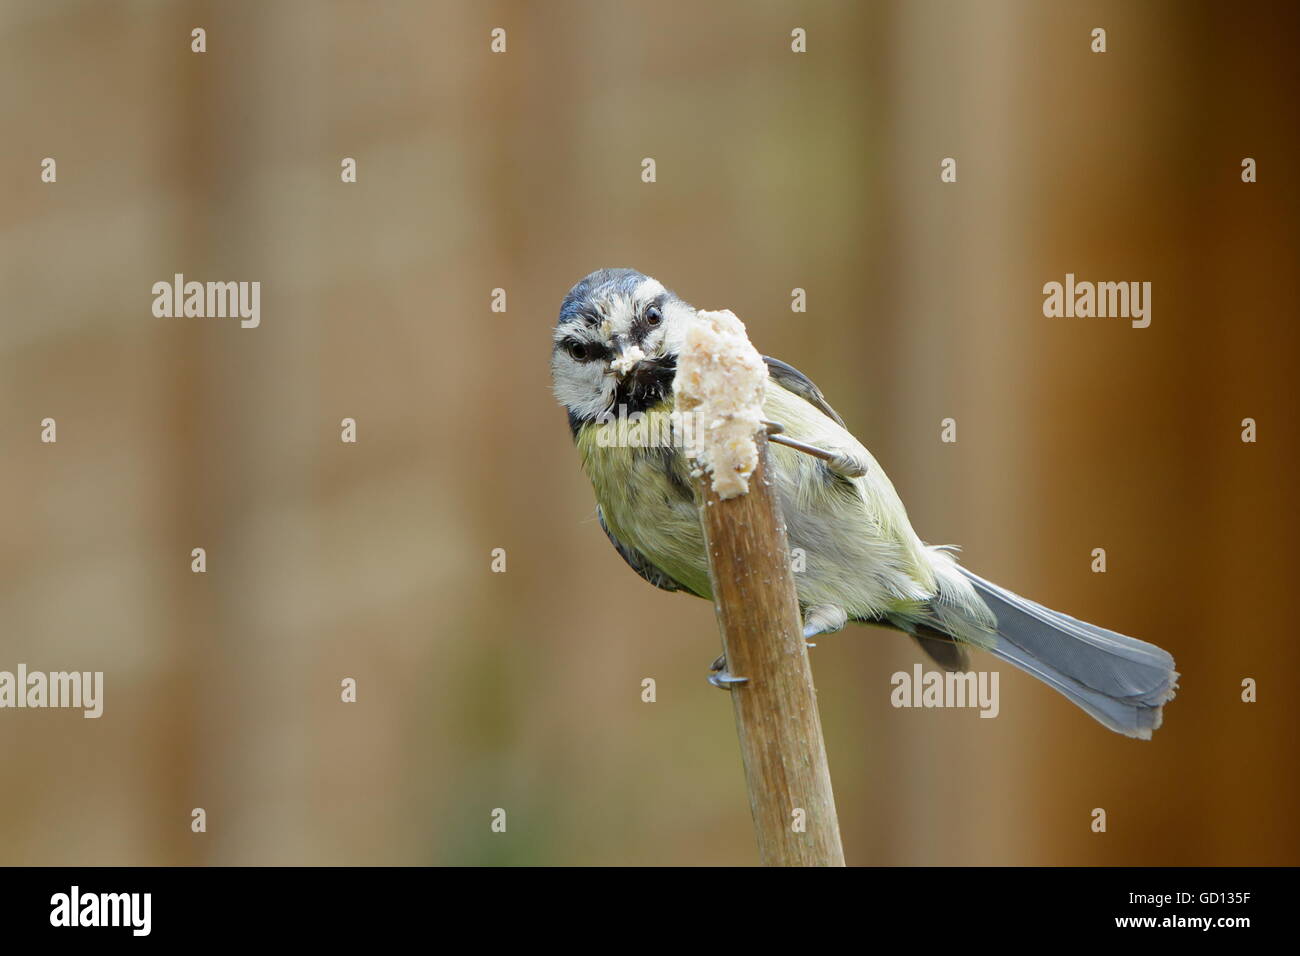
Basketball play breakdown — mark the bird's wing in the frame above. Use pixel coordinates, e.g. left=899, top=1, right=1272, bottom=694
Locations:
left=597, top=505, right=685, bottom=592
left=762, top=352, right=942, bottom=599
left=762, top=355, right=848, bottom=428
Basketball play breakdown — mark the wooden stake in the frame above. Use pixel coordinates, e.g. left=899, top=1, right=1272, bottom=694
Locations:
left=696, top=437, right=846, bottom=866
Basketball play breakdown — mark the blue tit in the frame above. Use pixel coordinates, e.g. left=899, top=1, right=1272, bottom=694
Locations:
left=552, top=268, right=1178, bottom=738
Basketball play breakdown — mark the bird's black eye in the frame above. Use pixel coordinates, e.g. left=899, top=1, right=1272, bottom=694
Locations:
left=567, top=342, right=589, bottom=361
left=646, top=306, right=662, bottom=327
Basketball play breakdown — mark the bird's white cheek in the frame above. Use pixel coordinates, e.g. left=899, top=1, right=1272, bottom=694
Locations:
left=552, top=360, right=617, bottom=421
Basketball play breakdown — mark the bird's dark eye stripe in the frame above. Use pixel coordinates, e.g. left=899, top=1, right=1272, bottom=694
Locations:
left=561, top=339, right=608, bottom=362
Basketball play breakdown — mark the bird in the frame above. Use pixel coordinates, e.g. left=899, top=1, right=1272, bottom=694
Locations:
left=551, top=267, right=1178, bottom=738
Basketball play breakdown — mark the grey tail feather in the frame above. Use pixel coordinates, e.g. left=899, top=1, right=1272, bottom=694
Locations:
left=955, top=567, right=1179, bottom=740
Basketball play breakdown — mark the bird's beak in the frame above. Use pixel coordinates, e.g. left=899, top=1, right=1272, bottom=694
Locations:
left=610, top=343, right=647, bottom=379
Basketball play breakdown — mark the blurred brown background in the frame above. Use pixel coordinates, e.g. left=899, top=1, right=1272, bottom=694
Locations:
left=1, top=0, right=1297, bottom=865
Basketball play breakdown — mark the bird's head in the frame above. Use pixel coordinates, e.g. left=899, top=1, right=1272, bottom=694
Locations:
left=551, top=268, right=695, bottom=426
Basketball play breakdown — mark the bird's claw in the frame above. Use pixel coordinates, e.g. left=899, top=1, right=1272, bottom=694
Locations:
left=708, top=654, right=748, bottom=690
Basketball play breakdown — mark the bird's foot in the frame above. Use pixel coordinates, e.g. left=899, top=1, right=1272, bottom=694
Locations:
left=826, top=451, right=869, bottom=479
left=708, top=654, right=748, bottom=690
left=761, top=421, right=868, bottom=479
